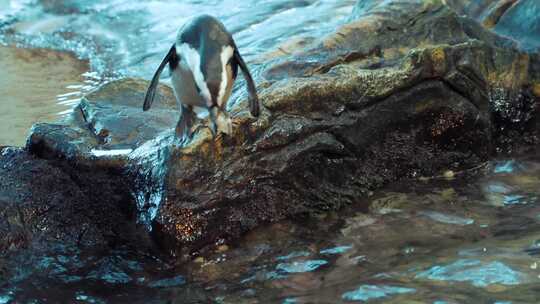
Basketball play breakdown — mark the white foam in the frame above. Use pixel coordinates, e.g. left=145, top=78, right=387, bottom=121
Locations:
left=91, top=149, right=133, bottom=157
left=58, top=97, right=81, bottom=105
left=57, top=91, right=82, bottom=98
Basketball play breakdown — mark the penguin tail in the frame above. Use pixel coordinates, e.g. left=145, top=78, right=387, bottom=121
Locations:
left=143, top=44, right=177, bottom=111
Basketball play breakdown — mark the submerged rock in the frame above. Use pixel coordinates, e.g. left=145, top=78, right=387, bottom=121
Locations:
left=6, top=0, right=540, bottom=257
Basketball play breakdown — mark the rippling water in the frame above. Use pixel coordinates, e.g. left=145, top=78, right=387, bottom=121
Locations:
left=3, top=152, right=540, bottom=303
left=3, top=0, right=354, bottom=76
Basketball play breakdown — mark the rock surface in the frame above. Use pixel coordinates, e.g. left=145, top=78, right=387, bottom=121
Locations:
left=3, top=0, right=540, bottom=258
left=0, top=146, right=152, bottom=284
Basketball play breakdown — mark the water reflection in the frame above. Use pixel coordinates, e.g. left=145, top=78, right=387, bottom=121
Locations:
left=276, top=251, right=311, bottom=261
left=419, top=211, right=474, bottom=226
left=320, top=245, right=353, bottom=255
left=494, top=160, right=522, bottom=174
left=342, top=285, right=416, bottom=302
left=276, top=260, right=328, bottom=274
left=75, top=293, right=105, bottom=304
left=0, top=293, right=12, bottom=304
left=415, top=259, right=524, bottom=287
left=148, top=275, right=185, bottom=288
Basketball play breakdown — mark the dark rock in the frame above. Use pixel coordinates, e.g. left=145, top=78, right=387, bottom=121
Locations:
left=147, top=0, right=540, bottom=256
left=0, top=147, right=152, bottom=284
left=14, top=0, right=540, bottom=257
left=79, top=78, right=178, bottom=148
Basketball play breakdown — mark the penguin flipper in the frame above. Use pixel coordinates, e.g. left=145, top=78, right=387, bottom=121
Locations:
left=234, top=49, right=260, bottom=117
left=143, top=44, right=177, bottom=111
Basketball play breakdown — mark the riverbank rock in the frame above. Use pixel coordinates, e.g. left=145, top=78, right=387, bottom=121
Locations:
left=18, top=0, right=540, bottom=257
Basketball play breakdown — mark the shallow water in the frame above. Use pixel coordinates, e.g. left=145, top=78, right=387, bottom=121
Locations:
left=0, top=45, right=89, bottom=146
left=0, top=0, right=356, bottom=146
left=2, top=152, right=540, bottom=303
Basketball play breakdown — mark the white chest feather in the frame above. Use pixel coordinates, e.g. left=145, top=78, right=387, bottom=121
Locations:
left=217, top=45, right=234, bottom=107
left=176, top=43, right=212, bottom=106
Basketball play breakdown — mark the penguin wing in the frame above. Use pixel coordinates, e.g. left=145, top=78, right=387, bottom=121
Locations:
left=234, top=49, right=259, bottom=117
left=143, top=44, right=178, bottom=111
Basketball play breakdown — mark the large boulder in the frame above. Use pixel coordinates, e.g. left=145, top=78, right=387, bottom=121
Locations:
left=20, top=0, right=540, bottom=257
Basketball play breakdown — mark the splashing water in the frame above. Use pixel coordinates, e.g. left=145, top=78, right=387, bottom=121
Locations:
left=127, top=134, right=174, bottom=228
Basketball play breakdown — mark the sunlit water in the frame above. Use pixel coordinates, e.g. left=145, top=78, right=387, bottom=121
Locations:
left=0, top=45, right=92, bottom=146
left=2, top=152, right=540, bottom=303
left=0, top=0, right=355, bottom=146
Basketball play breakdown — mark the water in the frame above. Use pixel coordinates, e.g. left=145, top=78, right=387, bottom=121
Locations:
left=2, top=152, right=540, bottom=303
left=0, top=45, right=89, bottom=146
left=0, top=0, right=355, bottom=146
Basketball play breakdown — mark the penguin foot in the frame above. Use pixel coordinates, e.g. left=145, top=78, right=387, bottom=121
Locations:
left=207, top=124, right=231, bottom=141
left=209, top=107, right=233, bottom=138
left=216, top=114, right=233, bottom=136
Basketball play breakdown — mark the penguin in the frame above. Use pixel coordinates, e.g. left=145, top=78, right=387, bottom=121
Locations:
left=142, top=14, right=259, bottom=143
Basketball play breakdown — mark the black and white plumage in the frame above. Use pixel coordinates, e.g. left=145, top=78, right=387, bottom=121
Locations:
left=143, top=15, right=259, bottom=143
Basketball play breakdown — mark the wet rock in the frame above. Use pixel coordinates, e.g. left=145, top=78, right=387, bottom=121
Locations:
left=27, top=78, right=178, bottom=161
left=0, top=146, right=150, bottom=285
left=18, top=0, right=540, bottom=256
left=79, top=78, right=178, bottom=148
